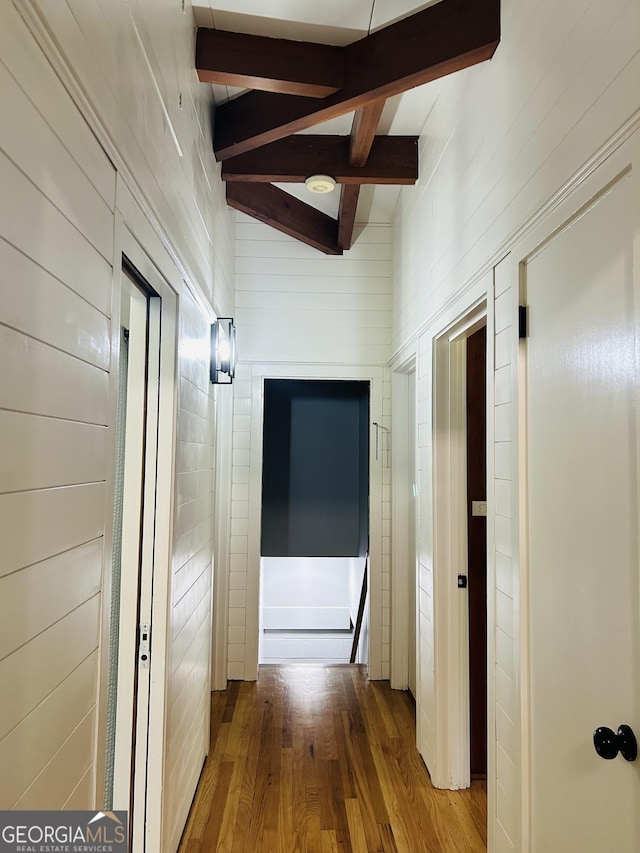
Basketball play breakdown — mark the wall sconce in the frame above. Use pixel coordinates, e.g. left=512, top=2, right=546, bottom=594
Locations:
left=210, top=317, right=236, bottom=384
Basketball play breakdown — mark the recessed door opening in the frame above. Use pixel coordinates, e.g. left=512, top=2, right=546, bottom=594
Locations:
left=260, top=379, right=370, bottom=665
left=105, top=262, right=160, bottom=843
left=466, top=326, right=487, bottom=779
left=431, top=308, right=488, bottom=809
left=102, top=246, right=177, bottom=852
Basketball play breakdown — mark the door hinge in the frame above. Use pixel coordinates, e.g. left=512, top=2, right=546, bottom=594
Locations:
left=139, top=623, right=151, bottom=669
left=457, top=574, right=468, bottom=589
left=519, top=305, right=528, bottom=339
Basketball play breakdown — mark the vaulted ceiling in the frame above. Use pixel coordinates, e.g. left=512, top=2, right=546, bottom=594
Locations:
left=194, top=0, right=500, bottom=253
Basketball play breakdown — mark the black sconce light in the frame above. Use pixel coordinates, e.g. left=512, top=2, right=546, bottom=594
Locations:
left=210, top=317, right=236, bottom=384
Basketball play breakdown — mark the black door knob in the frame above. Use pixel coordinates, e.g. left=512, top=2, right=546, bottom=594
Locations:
left=593, top=725, right=638, bottom=761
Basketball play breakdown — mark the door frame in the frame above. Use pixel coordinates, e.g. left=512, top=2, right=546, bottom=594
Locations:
left=102, top=222, right=178, bottom=850
left=431, top=302, right=489, bottom=790
left=390, top=354, right=417, bottom=691
left=243, top=362, right=385, bottom=680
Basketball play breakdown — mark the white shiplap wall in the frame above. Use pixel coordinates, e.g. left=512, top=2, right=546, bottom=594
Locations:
left=228, top=217, right=393, bottom=680
left=22, top=0, right=234, bottom=316
left=492, top=259, right=518, bottom=849
left=0, top=1, right=115, bottom=810
left=392, top=0, right=640, bottom=850
left=235, top=217, right=392, bottom=366
left=0, top=1, right=235, bottom=850
left=164, top=292, right=216, bottom=851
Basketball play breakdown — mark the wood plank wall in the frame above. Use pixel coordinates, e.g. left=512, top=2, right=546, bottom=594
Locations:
left=392, top=0, right=640, bottom=850
left=235, top=217, right=392, bottom=366
left=0, top=3, right=235, bottom=851
left=0, top=2, right=116, bottom=810
left=164, top=294, right=217, bottom=851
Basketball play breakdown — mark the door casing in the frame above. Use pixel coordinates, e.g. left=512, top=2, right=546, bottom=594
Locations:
left=432, top=303, right=489, bottom=790
left=390, top=356, right=417, bottom=692
left=99, top=225, right=178, bottom=851
left=244, top=363, right=385, bottom=680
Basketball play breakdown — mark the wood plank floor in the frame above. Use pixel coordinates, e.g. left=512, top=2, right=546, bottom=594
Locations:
left=178, top=665, right=486, bottom=853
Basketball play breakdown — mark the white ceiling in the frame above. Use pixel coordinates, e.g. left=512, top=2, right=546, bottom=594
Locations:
left=192, top=0, right=446, bottom=222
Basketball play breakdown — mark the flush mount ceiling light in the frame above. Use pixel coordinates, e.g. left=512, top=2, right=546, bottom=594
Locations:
left=305, top=174, right=336, bottom=194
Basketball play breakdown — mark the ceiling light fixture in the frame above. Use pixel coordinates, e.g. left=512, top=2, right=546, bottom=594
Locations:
left=305, top=174, right=337, bottom=194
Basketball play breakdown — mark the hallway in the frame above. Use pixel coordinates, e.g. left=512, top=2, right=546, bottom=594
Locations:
left=178, top=665, right=486, bottom=852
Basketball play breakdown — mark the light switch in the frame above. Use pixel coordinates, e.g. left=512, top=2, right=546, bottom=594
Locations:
left=472, top=500, right=487, bottom=517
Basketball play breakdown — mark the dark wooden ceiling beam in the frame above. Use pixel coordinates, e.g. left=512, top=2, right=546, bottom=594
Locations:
left=221, top=135, right=418, bottom=185
left=350, top=101, right=386, bottom=166
left=213, top=0, right=500, bottom=160
left=337, top=101, right=387, bottom=250
left=196, top=28, right=343, bottom=98
left=226, top=183, right=342, bottom=255
left=337, top=185, right=361, bottom=251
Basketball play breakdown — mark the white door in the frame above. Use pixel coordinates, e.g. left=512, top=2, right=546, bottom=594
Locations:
left=525, top=171, right=640, bottom=851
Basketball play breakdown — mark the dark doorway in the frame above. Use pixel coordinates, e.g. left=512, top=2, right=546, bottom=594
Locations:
left=466, top=326, right=487, bottom=778
left=260, top=379, right=370, bottom=664
left=261, top=379, right=369, bottom=557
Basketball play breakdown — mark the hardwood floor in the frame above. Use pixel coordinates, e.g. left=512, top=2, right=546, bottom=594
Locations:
left=178, top=665, right=487, bottom=852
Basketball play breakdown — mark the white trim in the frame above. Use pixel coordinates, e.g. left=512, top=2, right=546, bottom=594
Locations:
left=450, top=335, right=470, bottom=788
left=95, top=211, right=125, bottom=807
left=484, top=280, right=497, bottom=853
left=111, top=260, right=150, bottom=811
left=132, top=290, right=162, bottom=853
left=244, top=362, right=385, bottom=681
left=516, top=294, right=529, bottom=853
left=120, top=226, right=179, bottom=853
left=212, top=387, right=233, bottom=691
left=430, top=298, right=487, bottom=792
left=390, top=354, right=416, bottom=691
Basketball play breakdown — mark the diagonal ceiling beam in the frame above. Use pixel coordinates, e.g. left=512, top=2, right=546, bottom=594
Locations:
left=226, top=183, right=342, bottom=255
left=338, top=102, right=387, bottom=250
left=338, top=185, right=361, bottom=252
left=221, top=135, right=418, bottom=185
left=350, top=101, right=386, bottom=167
left=196, top=28, right=344, bottom=98
left=213, top=0, right=500, bottom=160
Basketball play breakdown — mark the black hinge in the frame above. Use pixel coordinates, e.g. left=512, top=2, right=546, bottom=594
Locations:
left=519, top=305, right=528, bottom=339
left=457, top=574, right=468, bottom=589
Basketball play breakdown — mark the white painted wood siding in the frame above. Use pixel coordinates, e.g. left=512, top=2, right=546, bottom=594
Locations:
left=392, top=0, right=640, bottom=850
left=491, top=260, right=519, bottom=849
left=25, top=0, right=234, bottom=317
left=0, top=3, right=115, bottom=811
left=235, top=217, right=392, bottom=365
left=0, top=2, right=235, bottom=850
left=164, top=292, right=216, bottom=852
